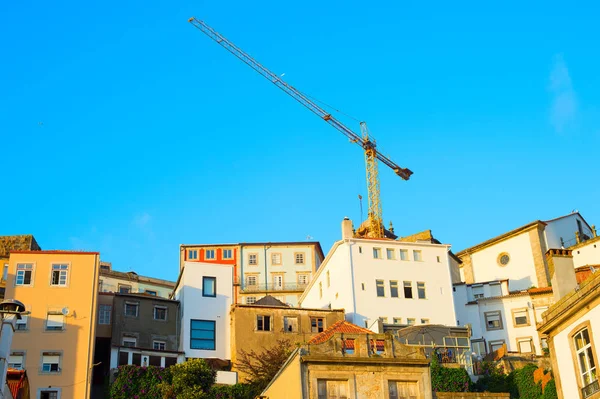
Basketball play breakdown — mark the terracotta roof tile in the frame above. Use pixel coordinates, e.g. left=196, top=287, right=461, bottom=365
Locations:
left=527, top=287, right=553, bottom=294
left=308, top=320, right=373, bottom=344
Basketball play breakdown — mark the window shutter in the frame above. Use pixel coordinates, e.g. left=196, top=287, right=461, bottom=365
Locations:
left=43, top=355, right=60, bottom=364
left=47, top=314, right=64, bottom=328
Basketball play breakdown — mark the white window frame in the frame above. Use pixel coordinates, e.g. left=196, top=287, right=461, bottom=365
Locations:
left=417, top=281, right=426, bottom=299
left=245, top=296, right=257, bottom=304
left=485, top=311, right=503, bottom=331
left=15, top=263, right=34, bottom=287
left=386, top=248, right=396, bottom=260
left=98, top=304, right=111, bottom=325
left=153, top=340, right=167, bottom=351
left=205, top=249, right=216, bottom=260
left=222, top=249, right=233, bottom=259
left=49, top=264, right=69, bottom=287
left=41, top=352, right=61, bottom=373
left=8, top=352, right=24, bottom=370
left=188, top=249, right=198, bottom=260
left=45, top=313, right=65, bottom=331
left=153, top=306, right=168, bottom=321
left=271, top=252, right=282, bottom=265
left=294, top=252, right=305, bottom=265
left=124, top=302, right=139, bottom=318
left=256, top=315, right=272, bottom=332
left=406, top=318, right=415, bottom=326
left=399, top=249, right=409, bottom=261
left=248, top=253, right=258, bottom=266
left=122, top=337, right=137, bottom=347
left=246, top=275, right=258, bottom=286
left=413, top=250, right=423, bottom=262
left=373, top=248, right=382, bottom=259
left=573, top=327, right=597, bottom=387
left=298, top=274, right=309, bottom=286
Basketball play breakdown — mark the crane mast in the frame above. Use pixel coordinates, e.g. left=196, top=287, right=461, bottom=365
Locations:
left=189, top=17, right=412, bottom=238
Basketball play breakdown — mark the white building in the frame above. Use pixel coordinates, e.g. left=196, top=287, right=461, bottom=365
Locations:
left=99, top=261, right=175, bottom=298
left=539, top=249, right=600, bottom=399
left=299, top=218, right=457, bottom=332
left=173, top=261, right=233, bottom=363
left=453, top=279, right=554, bottom=356
left=571, top=232, right=600, bottom=269
left=457, top=212, right=595, bottom=291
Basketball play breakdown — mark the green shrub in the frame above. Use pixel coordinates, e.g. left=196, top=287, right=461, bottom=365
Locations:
left=430, top=355, right=472, bottom=392
left=513, top=364, right=542, bottom=399
left=543, top=379, right=558, bottom=399
left=160, top=358, right=216, bottom=399
left=109, top=365, right=170, bottom=399
left=210, top=383, right=262, bottom=399
left=473, top=361, right=517, bottom=397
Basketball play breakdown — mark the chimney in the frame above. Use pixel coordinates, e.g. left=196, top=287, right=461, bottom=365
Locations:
left=341, top=217, right=354, bottom=239
left=546, top=249, right=577, bottom=301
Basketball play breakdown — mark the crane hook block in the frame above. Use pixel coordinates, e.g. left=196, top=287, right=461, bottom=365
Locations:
left=323, top=114, right=332, bottom=121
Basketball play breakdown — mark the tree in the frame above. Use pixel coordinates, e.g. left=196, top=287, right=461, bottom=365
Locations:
left=160, top=358, right=216, bottom=399
left=235, top=339, right=294, bottom=390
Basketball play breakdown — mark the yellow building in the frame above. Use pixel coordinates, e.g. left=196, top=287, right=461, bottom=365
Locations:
left=6, top=250, right=100, bottom=399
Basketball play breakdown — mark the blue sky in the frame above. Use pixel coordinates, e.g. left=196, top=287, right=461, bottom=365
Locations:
left=1, top=1, right=599, bottom=281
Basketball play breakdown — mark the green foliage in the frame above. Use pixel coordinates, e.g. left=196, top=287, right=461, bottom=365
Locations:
left=109, top=365, right=170, bottom=399
left=160, top=358, right=216, bottom=399
left=513, top=364, right=543, bottom=399
left=210, top=383, right=262, bottom=399
left=543, top=379, right=558, bottom=399
left=473, top=361, right=518, bottom=397
left=430, top=354, right=472, bottom=392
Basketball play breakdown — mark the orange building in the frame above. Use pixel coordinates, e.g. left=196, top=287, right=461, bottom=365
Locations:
left=6, top=250, right=100, bottom=399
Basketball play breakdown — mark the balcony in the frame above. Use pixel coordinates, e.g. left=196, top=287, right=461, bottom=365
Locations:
left=240, top=282, right=309, bottom=293
left=582, top=379, right=600, bottom=398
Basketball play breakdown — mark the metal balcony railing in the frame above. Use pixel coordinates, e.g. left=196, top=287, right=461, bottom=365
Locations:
left=240, top=282, right=308, bottom=293
left=582, top=379, right=600, bottom=398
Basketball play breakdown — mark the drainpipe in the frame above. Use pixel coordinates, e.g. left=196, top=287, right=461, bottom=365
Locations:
left=263, top=244, right=270, bottom=288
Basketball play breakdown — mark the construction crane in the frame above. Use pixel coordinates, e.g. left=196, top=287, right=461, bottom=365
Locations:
left=188, top=17, right=413, bottom=238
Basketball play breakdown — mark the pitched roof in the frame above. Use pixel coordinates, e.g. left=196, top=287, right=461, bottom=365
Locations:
left=253, top=295, right=289, bottom=307
left=308, top=320, right=373, bottom=344
left=0, top=235, right=40, bottom=258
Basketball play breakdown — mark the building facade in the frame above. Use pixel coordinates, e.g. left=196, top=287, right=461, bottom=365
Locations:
left=180, top=242, right=325, bottom=306
left=6, top=250, right=100, bottom=399
left=230, top=299, right=345, bottom=381
left=539, top=250, right=600, bottom=399
left=0, top=235, right=41, bottom=299
left=108, top=293, right=183, bottom=369
left=260, top=320, right=432, bottom=399
left=98, top=261, right=175, bottom=298
left=457, top=212, right=595, bottom=291
left=300, top=218, right=457, bottom=332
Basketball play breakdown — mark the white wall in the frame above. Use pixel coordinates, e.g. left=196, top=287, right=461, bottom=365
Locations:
left=99, top=275, right=173, bottom=298
left=176, top=262, right=232, bottom=360
left=301, top=239, right=456, bottom=332
left=470, top=232, right=538, bottom=291
left=553, top=305, right=600, bottom=397
left=545, top=213, right=593, bottom=249
left=572, top=238, right=600, bottom=268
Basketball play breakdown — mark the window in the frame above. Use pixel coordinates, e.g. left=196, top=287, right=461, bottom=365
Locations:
left=421, top=318, right=430, bottom=324
left=311, top=317, right=324, bottom=333
left=284, top=316, right=298, bottom=333
left=379, top=317, right=388, bottom=324
left=145, top=290, right=157, bottom=296
left=393, top=317, right=402, bottom=324
left=403, top=281, right=413, bottom=299
left=248, top=253, right=258, bottom=265
left=437, top=256, right=441, bottom=263
left=472, top=340, right=487, bottom=357
left=370, top=339, right=385, bottom=354
left=15, top=313, right=28, bottom=331
left=358, top=246, right=362, bottom=254
left=41, top=352, right=61, bottom=373
left=271, top=253, right=282, bottom=265
left=256, top=315, right=271, bottom=331
left=50, top=264, right=69, bottom=286
left=573, top=327, right=597, bottom=388
left=472, top=285, right=484, bottom=299
left=295, top=253, right=305, bottom=264
left=98, top=304, right=111, bottom=325
left=413, top=250, right=423, bottom=261
left=154, top=306, right=167, bottom=321
left=399, top=249, right=408, bottom=261
left=485, top=311, right=503, bottom=331
left=417, top=282, right=426, bottom=299
left=343, top=339, right=355, bottom=354
left=188, top=249, right=198, bottom=260
left=2, top=263, right=8, bottom=281
left=317, top=379, right=349, bottom=399
left=407, top=318, right=415, bottom=326
left=46, top=313, right=64, bottom=331
left=246, top=275, right=257, bottom=286
left=298, top=274, right=309, bottom=286
left=123, top=337, right=137, bottom=347
left=15, top=264, right=33, bottom=286
left=119, top=284, right=131, bottom=294
left=326, top=271, right=330, bottom=287
left=245, top=296, right=256, bottom=304
left=124, top=302, right=139, bottom=317
left=512, top=308, right=530, bottom=327
left=273, top=275, right=283, bottom=290
left=100, top=263, right=111, bottom=271
left=153, top=341, right=166, bottom=351
left=376, top=280, right=385, bottom=297
left=205, top=249, right=215, bottom=260
left=40, top=391, right=59, bottom=399
left=489, top=340, right=505, bottom=353
left=190, top=319, right=216, bottom=350
left=388, top=381, right=418, bottom=399
left=203, top=276, right=216, bottom=297
left=319, top=282, right=323, bottom=299
left=223, top=249, right=233, bottom=259
left=517, top=338, right=534, bottom=353
left=8, top=353, right=24, bottom=369
left=373, top=248, right=382, bottom=259
left=386, top=248, right=396, bottom=260
left=390, top=281, right=399, bottom=298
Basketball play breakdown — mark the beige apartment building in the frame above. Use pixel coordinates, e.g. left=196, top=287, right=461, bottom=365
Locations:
left=6, top=250, right=100, bottom=399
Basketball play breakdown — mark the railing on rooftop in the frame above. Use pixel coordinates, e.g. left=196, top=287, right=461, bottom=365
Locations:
left=240, top=282, right=309, bottom=293
left=582, top=379, right=600, bottom=398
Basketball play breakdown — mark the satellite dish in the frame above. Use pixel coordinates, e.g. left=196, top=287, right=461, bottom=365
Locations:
left=61, top=307, right=70, bottom=316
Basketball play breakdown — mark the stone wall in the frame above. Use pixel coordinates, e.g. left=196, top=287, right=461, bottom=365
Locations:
left=434, top=393, right=510, bottom=399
